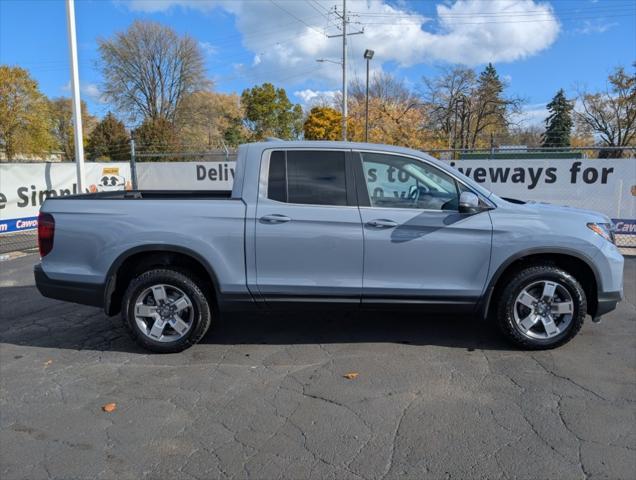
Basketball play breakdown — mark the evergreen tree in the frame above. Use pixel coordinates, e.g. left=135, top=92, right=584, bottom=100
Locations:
left=471, top=63, right=509, bottom=147
left=133, top=117, right=179, bottom=161
left=542, top=89, right=573, bottom=148
left=86, top=112, right=130, bottom=160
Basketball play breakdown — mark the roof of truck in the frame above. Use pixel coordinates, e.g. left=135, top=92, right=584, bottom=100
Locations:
left=245, top=140, right=438, bottom=159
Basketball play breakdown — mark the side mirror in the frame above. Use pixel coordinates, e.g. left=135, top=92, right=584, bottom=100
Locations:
left=459, top=191, right=480, bottom=214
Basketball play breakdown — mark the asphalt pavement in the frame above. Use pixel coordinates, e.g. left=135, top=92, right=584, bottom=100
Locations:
left=1, top=253, right=634, bottom=479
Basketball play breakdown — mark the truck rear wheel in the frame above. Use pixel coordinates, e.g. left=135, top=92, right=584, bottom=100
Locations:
left=497, top=265, right=587, bottom=349
left=122, top=268, right=211, bottom=353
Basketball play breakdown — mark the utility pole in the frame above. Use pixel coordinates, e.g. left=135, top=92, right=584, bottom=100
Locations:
left=328, top=1, right=363, bottom=142
left=342, top=0, right=347, bottom=141
left=65, top=0, right=85, bottom=191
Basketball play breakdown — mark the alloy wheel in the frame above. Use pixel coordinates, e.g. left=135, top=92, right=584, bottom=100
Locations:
left=134, top=284, right=194, bottom=343
left=513, top=280, right=574, bottom=340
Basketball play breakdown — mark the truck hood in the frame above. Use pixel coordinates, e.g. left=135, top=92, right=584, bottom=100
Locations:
left=500, top=198, right=611, bottom=223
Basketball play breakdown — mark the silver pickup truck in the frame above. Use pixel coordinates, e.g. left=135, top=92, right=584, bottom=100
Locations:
left=35, top=141, right=624, bottom=352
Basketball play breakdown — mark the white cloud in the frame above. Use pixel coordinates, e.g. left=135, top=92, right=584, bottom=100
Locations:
left=512, top=102, right=547, bottom=127
left=123, top=0, right=560, bottom=85
left=294, top=89, right=338, bottom=107
left=574, top=20, right=618, bottom=35
left=199, top=41, right=218, bottom=56
left=83, top=83, right=102, bottom=101
left=62, top=82, right=104, bottom=103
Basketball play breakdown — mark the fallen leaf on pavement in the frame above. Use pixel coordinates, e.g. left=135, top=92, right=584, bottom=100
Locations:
left=343, top=372, right=359, bottom=380
left=102, top=403, right=117, bottom=413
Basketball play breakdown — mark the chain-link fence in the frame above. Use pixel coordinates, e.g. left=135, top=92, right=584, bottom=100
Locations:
left=0, top=231, right=37, bottom=255
left=426, top=146, right=636, bottom=160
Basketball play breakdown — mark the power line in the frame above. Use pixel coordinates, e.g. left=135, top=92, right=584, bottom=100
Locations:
left=268, top=0, right=327, bottom=37
left=307, top=0, right=330, bottom=18
left=354, top=12, right=634, bottom=26
left=348, top=1, right=635, bottom=17
left=349, top=4, right=634, bottom=19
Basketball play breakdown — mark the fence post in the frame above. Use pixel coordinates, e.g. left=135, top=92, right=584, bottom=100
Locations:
left=221, top=140, right=229, bottom=161
left=129, top=139, right=138, bottom=190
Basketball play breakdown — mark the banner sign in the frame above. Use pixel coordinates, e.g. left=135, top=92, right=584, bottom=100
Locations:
left=0, top=162, right=131, bottom=234
left=1, top=158, right=634, bottom=237
left=446, top=159, right=635, bottom=227
left=137, top=161, right=235, bottom=191
left=613, top=218, right=636, bottom=235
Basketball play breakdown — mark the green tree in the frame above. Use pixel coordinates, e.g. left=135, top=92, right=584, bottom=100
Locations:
left=133, top=117, right=179, bottom=161
left=49, top=97, right=96, bottom=161
left=0, top=66, right=54, bottom=160
left=542, top=89, right=573, bottom=148
left=176, top=91, right=247, bottom=148
left=303, top=106, right=342, bottom=140
left=86, top=112, right=130, bottom=161
left=241, top=83, right=303, bottom=140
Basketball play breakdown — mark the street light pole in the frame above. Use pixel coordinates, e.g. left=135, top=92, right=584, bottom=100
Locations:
left=65, top=0, right=85, bottom=191
left=363, top=49, right=374, bottom=143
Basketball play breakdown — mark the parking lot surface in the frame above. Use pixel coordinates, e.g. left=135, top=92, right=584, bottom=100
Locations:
left=1, top=253, right=635, bottom=479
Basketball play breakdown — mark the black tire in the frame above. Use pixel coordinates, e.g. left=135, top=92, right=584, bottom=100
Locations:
left=497, top=265, right=587, bottom=350
left=122, top=268, right=211, bottom=353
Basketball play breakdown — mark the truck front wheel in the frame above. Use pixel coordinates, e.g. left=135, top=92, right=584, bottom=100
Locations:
left=121, top=268, right=212, bottom=353
left=497, top=265, right=587, bottom=349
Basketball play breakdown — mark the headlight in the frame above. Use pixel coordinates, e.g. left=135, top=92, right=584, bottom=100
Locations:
left=587, top=222, right=615, bottom=244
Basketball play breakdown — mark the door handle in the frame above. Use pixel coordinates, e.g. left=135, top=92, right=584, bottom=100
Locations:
left=260, top=214, right=291, bottom=224
left=367, top=219, right=398, bottom=228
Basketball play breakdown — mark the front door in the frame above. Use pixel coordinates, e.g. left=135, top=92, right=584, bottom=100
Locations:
left=355, top=151, right=492, bottom=307
left=255, top=149, right=363, bottom=304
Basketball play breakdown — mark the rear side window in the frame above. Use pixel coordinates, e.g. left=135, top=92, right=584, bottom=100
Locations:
left=267, top=150, right=287, bottom=202
left=266, top=150, right=348, bottom=206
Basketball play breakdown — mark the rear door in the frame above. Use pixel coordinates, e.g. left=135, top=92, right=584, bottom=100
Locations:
left=255, top=149, right=363, bottom=304
left=354, top=151, right=493, bottom=307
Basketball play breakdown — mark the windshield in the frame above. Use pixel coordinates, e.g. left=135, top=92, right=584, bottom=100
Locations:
left=414, top=153, right=498, bottom=201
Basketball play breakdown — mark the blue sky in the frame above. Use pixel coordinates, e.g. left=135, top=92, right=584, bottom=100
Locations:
left=1, top=0, right=634, bottom=125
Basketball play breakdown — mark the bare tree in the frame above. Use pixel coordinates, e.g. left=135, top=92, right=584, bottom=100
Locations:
left=575, top=65, right=636, bottom=158
left=98, top=21, right=208, bottom=123
left=422, top=66, right=476, bottom=149
left=422, top=65, right=522, bottom=150
left=349, top=72, right=415, bottom=104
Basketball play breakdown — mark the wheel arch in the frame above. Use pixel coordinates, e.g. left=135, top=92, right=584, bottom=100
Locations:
left=482, top=248, right=601, bottom=320
left=104, top=244, right=221, bottom=316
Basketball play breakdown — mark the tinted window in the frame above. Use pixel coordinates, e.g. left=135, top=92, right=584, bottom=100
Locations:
left=267, top=150, right=348, bottom=206
left=267, top=150, right=287, bottom=202
left=361, top=153, right=459, bottom=210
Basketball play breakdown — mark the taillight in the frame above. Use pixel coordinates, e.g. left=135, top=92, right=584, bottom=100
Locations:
left=38, top=212, right=55, bottom=257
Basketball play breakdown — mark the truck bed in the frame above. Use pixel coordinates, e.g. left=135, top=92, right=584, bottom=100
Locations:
left=56, top=190, right=233, bottom=200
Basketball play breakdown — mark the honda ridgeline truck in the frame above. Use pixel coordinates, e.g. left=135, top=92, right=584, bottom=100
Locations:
left=35, top=141, right=624, bottom=352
